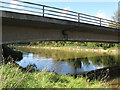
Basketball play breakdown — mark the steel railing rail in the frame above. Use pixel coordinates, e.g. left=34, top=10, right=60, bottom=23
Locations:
left=0, top=6, right=43, bottom=14
left=0, top=0, right=119, bottom=29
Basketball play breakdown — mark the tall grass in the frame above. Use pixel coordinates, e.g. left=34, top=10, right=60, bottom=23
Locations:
left=0, top=63, right=108, bottom=88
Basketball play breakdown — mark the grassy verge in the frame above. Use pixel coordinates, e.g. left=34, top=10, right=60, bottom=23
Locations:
left=0, top=63, right=108, bottom=88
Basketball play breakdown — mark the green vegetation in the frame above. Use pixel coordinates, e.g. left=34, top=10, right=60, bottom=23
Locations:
left=0, top=63, right=108, bottom=88
left=15, top=46, right=105, bottom=60
left=12, top=41, right=119, bottom=50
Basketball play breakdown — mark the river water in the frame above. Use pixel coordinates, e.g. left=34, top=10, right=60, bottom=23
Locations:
left=15, top=47, right=120, bottom=75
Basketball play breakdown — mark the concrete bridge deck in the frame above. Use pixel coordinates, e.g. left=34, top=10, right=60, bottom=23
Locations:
left=1, top=0, right=120, bottom=44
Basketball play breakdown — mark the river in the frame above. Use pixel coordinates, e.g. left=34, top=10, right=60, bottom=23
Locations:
left=15, top=46, right=120, bottom=88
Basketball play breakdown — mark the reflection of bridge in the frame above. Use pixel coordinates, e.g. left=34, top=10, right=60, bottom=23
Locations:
left=1, top=0, right=120, bottom=44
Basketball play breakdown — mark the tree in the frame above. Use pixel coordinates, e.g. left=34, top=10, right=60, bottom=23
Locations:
left=112, top=11, right=119, bottom=22
left=111, top=9, right=120, bottom=29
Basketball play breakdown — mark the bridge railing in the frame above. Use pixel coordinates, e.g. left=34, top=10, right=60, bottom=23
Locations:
left=0, top=0, right=119, bottom=29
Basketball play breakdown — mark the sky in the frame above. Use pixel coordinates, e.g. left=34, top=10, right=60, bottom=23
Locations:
left=39, top=2, right=118, bottom=20
left=2, top=0, right=119, bottom=20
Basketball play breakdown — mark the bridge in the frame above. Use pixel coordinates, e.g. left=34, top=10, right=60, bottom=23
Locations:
left=1, top=0, right=120, bottom=44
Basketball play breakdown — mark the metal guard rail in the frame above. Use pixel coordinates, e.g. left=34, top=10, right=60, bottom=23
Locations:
left=0, top=0, right=119, bottom=29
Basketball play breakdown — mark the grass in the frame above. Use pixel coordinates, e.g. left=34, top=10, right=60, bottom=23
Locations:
left=0, top=63, right=108, bottom=88
left=15, top=45, right=119, bottom=54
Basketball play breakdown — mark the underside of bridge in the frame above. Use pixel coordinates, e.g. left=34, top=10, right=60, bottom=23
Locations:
left=1, top=11, right=120, bottom=44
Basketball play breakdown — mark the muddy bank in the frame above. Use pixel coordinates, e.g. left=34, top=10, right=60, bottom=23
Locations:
left=2, top=45, right=23, bottom=63
left=83, top=66, right=120, bottom=82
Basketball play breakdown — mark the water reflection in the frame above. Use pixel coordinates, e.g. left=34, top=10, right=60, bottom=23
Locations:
left=16, top=52, right=119, bottom=75
left=89, top=55, right=120, bottom=67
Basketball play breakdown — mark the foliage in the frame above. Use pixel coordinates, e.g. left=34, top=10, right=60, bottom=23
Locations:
left=110, top=10, right=120, bottom=29
left=13, top=41, right=119, bottom=50
left=112, top=10, right=120, bottom=22
left=0, top=63, right=107, bottom=88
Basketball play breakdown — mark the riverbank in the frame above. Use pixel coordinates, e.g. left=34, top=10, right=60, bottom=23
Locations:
left=0, top=63, right=108, bottom=88
left=2, top=45, right=23, bottom=63
left=14, top=45, right=119, bottom=55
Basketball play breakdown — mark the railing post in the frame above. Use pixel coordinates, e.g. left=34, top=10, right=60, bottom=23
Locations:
left=116, top=22, right=118, bottom=29
left=43, top=5, right=44, bottom=17
left=100, top=18, right=102, bottom=26
left=78, top=13, right=80, bottom=22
